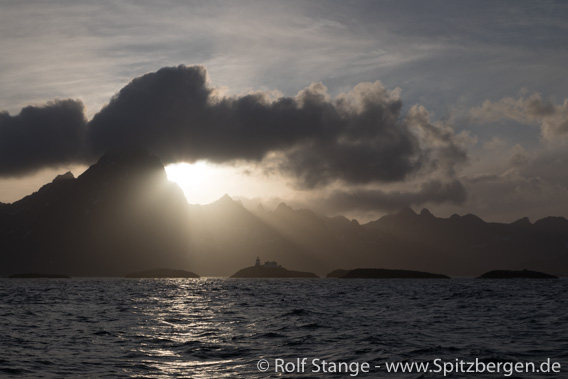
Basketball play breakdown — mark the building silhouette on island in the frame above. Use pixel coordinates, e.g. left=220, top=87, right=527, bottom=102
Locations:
left=230, top=257, right=317, bottom=278
left=255, top=257, right=282, bottom=268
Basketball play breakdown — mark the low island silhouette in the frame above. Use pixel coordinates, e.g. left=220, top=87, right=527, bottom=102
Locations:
left=9, top=273, right=70, bottom=279
left=327, top=268, right=450, bottom=279
left=125, top=268, right=200, bottom=278
left=477, top=269, right=557, bottom=279
left=230, top=257, right=318, bottom=278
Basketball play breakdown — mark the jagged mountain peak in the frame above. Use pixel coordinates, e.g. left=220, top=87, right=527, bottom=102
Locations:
left=53, top=171, right=75, bottom=182
left=397, top=207, right=417, bottom=217
left=462, top=213, right=485, bottom=223
left=420, top=208, right=434, bottom=218
left=448, top=213, right=484, bottom=224
left=275, top=202, right=293, bottom=213
left=274, top=202, right=321, bottom=220
left=218, top=193, right=234, bottom=202
left=89, top=148, right=164, bottom=174
left=212, top=194, right=243, bottom=208
left=511, top=216, right=532, bottom=226
left=76, top=148, right=169, bottom=189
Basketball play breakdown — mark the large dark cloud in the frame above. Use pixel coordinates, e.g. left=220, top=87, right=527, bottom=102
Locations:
left=0, top=99, right=87, bottom=176
left=0, top=65, right=467, bottom=203
left=89, top=69, right=341, bottom=164
left=88, top=65, right=426, bottom=187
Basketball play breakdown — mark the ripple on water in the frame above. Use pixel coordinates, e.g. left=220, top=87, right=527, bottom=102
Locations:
left=0, top=278, right=566, bottom=377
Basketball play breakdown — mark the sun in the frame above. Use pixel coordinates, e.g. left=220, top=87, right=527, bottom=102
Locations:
left=165, top=161, right=226, bottom=204
left=165, top=161, right=294, bottom=205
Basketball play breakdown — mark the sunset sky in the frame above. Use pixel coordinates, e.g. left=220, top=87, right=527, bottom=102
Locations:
left=1, top=0, right=567, bottom=223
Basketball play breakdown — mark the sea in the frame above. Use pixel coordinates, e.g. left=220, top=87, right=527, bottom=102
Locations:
left=1, top=278, right=567, bottom=378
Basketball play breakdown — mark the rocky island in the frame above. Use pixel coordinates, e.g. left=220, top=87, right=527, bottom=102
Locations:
left=9, top=273, right=70, bottom=278
left=231, top=257, right=318, bottom=278
left=125, top=268, right=200, bottom=278
left=477, top=270, right=557, bottom=279
left=327, top=268, right=450, bottom=279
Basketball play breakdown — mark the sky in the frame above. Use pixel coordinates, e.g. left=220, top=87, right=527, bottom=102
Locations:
left=1, top=0, right=568, bottom=223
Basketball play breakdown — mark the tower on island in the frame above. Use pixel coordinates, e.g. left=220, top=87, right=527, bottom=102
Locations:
left=254, top=257, right=282, bottom=268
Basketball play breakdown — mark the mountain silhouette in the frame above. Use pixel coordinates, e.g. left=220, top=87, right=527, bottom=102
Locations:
left=174, top=200, right=568, bottom=277
left=0, top=148, right=191, bottom=276
left=365, top=207, right=568, bottom=276
left=2, top=150, right=568, bottom=277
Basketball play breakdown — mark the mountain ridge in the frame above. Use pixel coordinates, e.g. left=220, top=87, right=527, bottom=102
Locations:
left=2, top=149, right=567, bottom=277
left=1, top=148, right=191, bottom=276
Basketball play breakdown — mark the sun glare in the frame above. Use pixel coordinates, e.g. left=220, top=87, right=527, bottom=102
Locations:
left=166, top=161, right=223, bottom=204
left=165, top=161, right=291, bottom=205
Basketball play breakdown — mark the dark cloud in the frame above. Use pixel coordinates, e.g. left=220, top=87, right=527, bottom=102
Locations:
left=0, top=99, right=87, bottom=176
left=88, top=66, right=421, bottom=187
left=319, top=179, right=467, bottom=213
left=89, top=65, right=467, bottom=188
left=275, top=82, right=420, bottom=188
left=279, top=137, right=418, bottom=189
left=401, top=105, right=470, bottom=186
left=0, top=65, right=467, bottom=214
left=89, top=67, right=340, bottom=162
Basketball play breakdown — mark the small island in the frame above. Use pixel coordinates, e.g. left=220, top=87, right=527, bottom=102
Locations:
left=327, top=269, right=350, bottom=278
left=9, top=273, right=70, bottom=279
left=125, top=268, right=200, bottom=278
left=231, top=257, right=318, bottom=278
left=477, top=269, right=557, bottom=279
left=327, top=268, right=450, bottom=279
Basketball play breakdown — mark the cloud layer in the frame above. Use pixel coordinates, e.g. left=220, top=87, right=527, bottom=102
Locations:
left=1, top=65, right=469, bottom=211
left=470, top=93, right=568, bottom=141
left=0, top=100, right=87, bottom=176
left=88, top=66, right=428, bottom=188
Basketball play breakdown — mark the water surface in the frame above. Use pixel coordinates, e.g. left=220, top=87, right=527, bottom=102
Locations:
left=1, top=278, right=567, bottom=378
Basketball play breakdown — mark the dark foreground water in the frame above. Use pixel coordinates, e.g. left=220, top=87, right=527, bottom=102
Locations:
left=1, top=278, right=567, bottom=378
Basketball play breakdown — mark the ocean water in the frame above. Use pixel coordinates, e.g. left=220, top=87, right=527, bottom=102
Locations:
left=1, top=278, right=567, bottom=378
